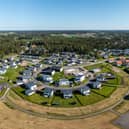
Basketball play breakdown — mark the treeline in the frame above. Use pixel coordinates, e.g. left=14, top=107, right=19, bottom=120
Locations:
left=1, top=32, right=129, bottom=58
left=43, top=35, right=129, bottom=54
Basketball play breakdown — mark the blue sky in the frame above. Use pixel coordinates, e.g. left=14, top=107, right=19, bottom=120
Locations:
left=0, top=0, right=129, bottom=30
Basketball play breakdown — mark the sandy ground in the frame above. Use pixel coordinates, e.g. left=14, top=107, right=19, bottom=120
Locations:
left=0, top=102, right=119, bottom=129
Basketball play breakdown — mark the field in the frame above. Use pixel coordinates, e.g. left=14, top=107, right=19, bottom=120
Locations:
left=0, top=101, right=118, bottom=129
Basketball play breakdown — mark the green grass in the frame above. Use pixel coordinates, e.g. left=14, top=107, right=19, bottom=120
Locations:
left=1, top=66, right=24, bottom=83
left=106, top=75, right=121, bottom=85
left=12, top=87, right=53, bottom=105
left=12, top=84, right=118, bottom=107
left=51, top=95, right=81, bottom=107
left=92, top=85, right=116, bottom=98
left=75, top=92, right=105, bottom=106
left=53, top=72, right=74, bottom=81
left=0, top=88, right=6, bottom=97
left=84, top=63, right=104, bottom=70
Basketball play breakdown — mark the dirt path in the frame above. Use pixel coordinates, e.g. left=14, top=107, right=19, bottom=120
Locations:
left=0, top=102, right=118, bottom=129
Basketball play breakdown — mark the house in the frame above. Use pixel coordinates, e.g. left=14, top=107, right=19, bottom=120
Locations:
left=89, top=81, right=102, bottom=89
left=16, top=80, right=24, bottom=86
left=25, top=89, right=35, bottom=96
left=42, top=67, right=55, bottom=76
left=3, top=64, right=10, bottom=69
left=35, top=63, right=43, bottom=69
left=74, top=75, right=85, bottom=83
left=108, top=58, right=115, bottom=63
left=42, top=74, right=53, bottom=83
left=96, top=75, right=106, bottom=82
left=0, top=68, right=7, bottom=75
left=115, top=60, right=123, bottom=66
left=125, top=59, right=129, bottom=65
left=10, top=61, right=17, bottom=69
left=61, top=89, right=73, bottom=99
left=23, top=70, right=32, bottom=76
left=91, top=68, right=101, bottom=73
left=25, top=82, right=37, bottom=90
left=43, top=88, right=54, bottom=97
left=79, top=86, right=91, bottom=95
left=59, top=79, right=70, bottom=86
left=21, top=75, right=31, bottom=83
left=52, top=66, right=63, bottom=72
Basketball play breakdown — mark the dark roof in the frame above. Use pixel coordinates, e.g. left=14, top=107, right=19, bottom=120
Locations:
left=61, top=89, right=72, bottom=94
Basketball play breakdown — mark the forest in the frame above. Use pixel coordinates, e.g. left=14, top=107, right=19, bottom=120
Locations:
left=0, top=31, right=129, bottom=57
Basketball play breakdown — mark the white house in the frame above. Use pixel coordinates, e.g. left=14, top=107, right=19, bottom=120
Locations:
left=92, top=81, right=102, bottom=89
left=91, top=68, right=101, bottom=73
left=42, top=74, right=53, bottom=83
left=75, top=75, right=85, bottom=83
left=96, top=76, right=106, bottom=82
left=10, top=61, right=17, bottom=69
left=59, top=79, right=70, bottom=86
left=0, top=68, right=7, bottom=75
left=3, top=64, right=10, bottom=69
left=79, top=86, right=91, bottom=95
left=25, top=89, right=35, bottom=96
left=25, top=82, right=37, bottom=90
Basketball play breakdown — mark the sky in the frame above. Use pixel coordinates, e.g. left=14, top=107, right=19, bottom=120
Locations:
left=0, top=0, right=129, bottom=30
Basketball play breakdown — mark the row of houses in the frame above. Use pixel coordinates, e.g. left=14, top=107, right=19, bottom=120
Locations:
left=43, top=86, right=91, bottom=99
left=108, top=57, right=129, bottom=67
left=44, top=52, right=84, bottom=66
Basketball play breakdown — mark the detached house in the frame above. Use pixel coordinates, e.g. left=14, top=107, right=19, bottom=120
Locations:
left=42, top=74, right=53, bottom=83
left=25, top=89, right=35, bottom=96
left=43, top=88, right=54, bottom=98
left=74, top=75, right=85, bottom=83
left=0, top=68, right=7, bottom=75
left=25, top=82, right=37, bottom=90
left=59, top=79, right=70, bottom=86
left=61, top=89, right=73, bottom=99
left=42, top=67, right=55, bottom=76
left=79, top=86, right=91, bottom=96
left=89, top=81, right=102, bottom=89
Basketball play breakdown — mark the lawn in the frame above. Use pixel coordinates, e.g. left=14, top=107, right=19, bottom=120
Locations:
left=2, top=66, right=24, bottom=83
left=0, top=88, right=6, bottom=97
left=51, top=95, right=81, bottom=107
left=104, top=74, right=121, bottom=85
left=84, top=63, right=104, bottom=70
left=12, top=85, right=118, bottom=107
left=75, top=92, right=105, bottom=106
left=92, top=85, right=116, bottom=98
left=12, top=87, right=53, bottom=105
left=53, top=72, right=74, bottom=81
